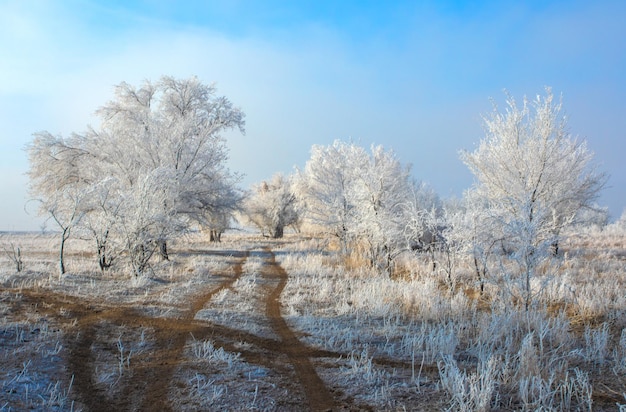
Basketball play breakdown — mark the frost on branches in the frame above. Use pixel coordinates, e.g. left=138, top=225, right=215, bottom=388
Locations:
left=27, top=76, right=245, bottom=277
left=460, top=89, right=606, bottom=309
left=296, top=140, right=440, bottom=275
left=242, top=173, right=302, bottom=239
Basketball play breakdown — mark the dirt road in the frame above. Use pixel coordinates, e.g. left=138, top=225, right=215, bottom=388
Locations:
left=2, top=248, right=350, bottom=411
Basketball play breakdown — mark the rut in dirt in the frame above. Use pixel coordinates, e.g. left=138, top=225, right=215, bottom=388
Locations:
left=262, top=248, right=337, bottom=412
left=66, top=247, right=336, bottom=411
left=65, top=250, right=250, bottom=412
left=9, top=248, right=415, bottom=411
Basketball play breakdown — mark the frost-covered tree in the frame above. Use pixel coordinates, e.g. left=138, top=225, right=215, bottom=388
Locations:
left=402, top=183, right=451, bottom=280
left=1, top=241, right=23, bottom=273
left=298, top=140, right=428, bottom=274
left=402, top=182, right=443, bottom=253
left=351, top=144, right=415, bottom=272
left=460, top=89, right=606, bottom=309
left=203, top=209, right=231, bottom=242
left=79, top=177, right=124, bottom=272
left=242, top=173, right=301, bottom=238
left=295, top=141, right=366, bottom=253
left=27, top=76, right=245, bottom=276
left=571, top=204, right=609, bottom=230
left=27, top=132, right=92, bottom=276
left=92, top=76, right=245, bottom=253
left=116, top=168, right=181, bottom=276
left=444, top=191, right=495, bottom=293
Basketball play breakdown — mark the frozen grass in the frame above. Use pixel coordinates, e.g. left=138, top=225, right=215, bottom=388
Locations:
left=277, top=231, right=626, bottom=410
left=0, top=315, right=76, bottom=411
left=189, top=337, right=241, bottom=367
left=439, top=353, right=497, bottom=412
left=171, top=336, right=280, bottom=411
left=89, top=324, right=154, bottom=391
left=0, top=229, right=625, bottom=410
left=195, top=252, right=278, bottom=339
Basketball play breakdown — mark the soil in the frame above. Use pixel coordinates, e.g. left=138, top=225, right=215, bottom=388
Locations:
left=1, top=248, right=371, bottom=411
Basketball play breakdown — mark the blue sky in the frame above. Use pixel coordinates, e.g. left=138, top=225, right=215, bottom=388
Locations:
left=1, top=0, right=625, bottom=231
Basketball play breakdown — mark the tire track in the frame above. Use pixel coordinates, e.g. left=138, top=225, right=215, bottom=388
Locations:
left=65, top=250, right=251, bottom=411
left=262, top=248, right=336, bottom=412
left=4, top=247, right=416, bottom=411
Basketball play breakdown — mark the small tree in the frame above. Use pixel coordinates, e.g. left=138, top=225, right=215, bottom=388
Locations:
left=47, top=190, right=87, bottom=277
left=295, top=141, right=366, bottom=254
left=27, top=132, right=91, bottom=276
left=351, top=144, right=415, bottom=273
left=461, top=88, right=606, bottom=309
left=298, top=140, right=426, bottom=275
left=243, top=173, right=301, bottom=238
left=402, top=182, right=443, bottom=270
left=203, top=210, right=230, bottom=242
left=444, top=192, right=496, bottom=294
left=1, top=241, right=24, bottom=273
left=79, top=177, right=125, bottom=272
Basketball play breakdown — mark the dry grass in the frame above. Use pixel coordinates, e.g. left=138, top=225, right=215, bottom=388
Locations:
left=0, top=227, right=625, bottom=410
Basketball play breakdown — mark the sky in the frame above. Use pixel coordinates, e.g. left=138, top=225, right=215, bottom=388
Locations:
left=1, top=0, right=625, bottom=231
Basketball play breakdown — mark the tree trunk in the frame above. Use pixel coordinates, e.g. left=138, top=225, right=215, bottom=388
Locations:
left=16, top=247, right=23, bottom=272
left=96, top=231, right=113, bottom=272
left=97, top=243, right=111, bottom=272
left=131, top=243, right=153, bottom=277
left=550, top=241, right=559, bottom=256
left=473, top=255, right=485, bottom=294
left=524, top=253, right=533, bottom=311
left=59, top=228, right=69, bottom=278
left=209, top=229, right=222, bottom=242
left=271, top=225, right=284, bottom=239
left=158, top=239, right=169, bottom=261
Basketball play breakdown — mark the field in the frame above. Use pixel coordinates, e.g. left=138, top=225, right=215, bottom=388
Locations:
left=0, top=229, right=625, bottom=411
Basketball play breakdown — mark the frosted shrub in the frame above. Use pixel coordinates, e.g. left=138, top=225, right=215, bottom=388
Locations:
left=583, top=322, right=609, bottom=365
left=613, top=329, right=626, bottom=374
left=518, top=368, right=592, bottom=412
left=438, top=354, right=498, bottom=412
left=190, top=339, right=241, bottom=368
left=516, top=333, right=540, bottom=380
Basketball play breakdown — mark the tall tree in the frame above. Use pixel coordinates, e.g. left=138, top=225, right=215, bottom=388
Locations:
left=460, top=88, right=606, bottom=309
left=27, top=76, right=245, bottom=276
left=93, top=76, right=245, bottom=229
